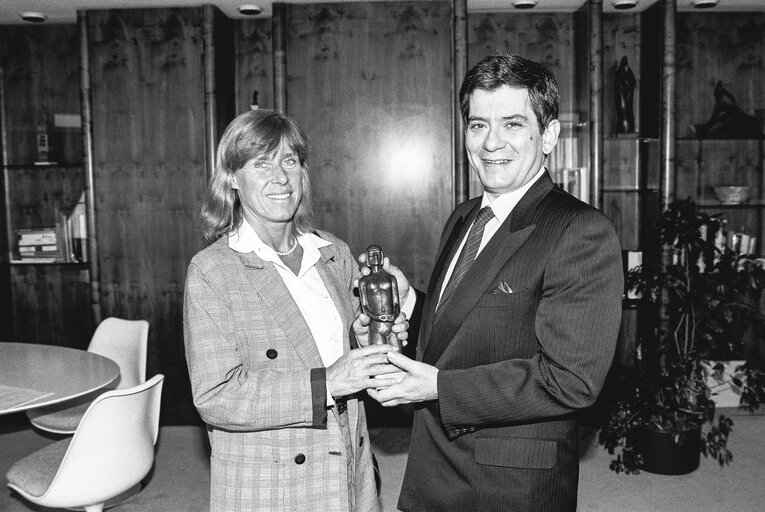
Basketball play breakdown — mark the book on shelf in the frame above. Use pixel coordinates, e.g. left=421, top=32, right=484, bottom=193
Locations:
left=16, top=227, right=60, bottom=262
left=15, top=206, right=88, bottom=263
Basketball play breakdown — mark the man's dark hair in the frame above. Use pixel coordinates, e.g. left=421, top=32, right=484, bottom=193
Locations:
left=459, top=53, right=560, bottom=134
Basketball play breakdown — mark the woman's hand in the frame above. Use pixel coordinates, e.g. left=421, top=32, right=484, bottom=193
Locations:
left=326, top=344, right=403, bottom=399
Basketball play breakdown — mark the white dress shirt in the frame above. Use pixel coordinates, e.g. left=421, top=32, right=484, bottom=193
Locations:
left=437, top=167, right=547, bottom=305
left=228, top=221, right=345, bottom=370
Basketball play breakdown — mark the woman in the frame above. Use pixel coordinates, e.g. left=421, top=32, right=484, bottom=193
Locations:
left=183, top=109, right=408, bottom=512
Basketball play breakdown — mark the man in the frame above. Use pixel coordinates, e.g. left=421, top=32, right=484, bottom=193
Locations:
left=368, top=53, right=623, bottom=511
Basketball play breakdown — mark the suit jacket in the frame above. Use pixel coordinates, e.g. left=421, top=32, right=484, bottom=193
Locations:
left=183, top=230, right=379, bottom=512
left=398, top=173, right=624, bottom=512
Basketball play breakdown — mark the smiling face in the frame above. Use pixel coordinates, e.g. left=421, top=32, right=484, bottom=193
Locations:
left=232, top=143, right=303, bottom=230
left=465, top=85, right=559, bottom=198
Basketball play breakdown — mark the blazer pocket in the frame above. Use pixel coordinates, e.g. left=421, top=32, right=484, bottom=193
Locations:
left=474, top=436, right=557, bottom=469
left=475, top=291, right=532, bottom=309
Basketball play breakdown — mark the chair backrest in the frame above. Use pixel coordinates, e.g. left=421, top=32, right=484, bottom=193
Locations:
left=88, top=317, right=149, bottom=389
left=37, top=374, right=164, bottom=508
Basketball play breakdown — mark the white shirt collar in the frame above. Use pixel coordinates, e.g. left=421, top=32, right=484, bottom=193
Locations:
left=228, top=220, right=331, bottom=275
left=480, top=166, right=547, bottom=223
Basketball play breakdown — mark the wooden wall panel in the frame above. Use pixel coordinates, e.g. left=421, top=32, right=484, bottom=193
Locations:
left=676, top=13, right=765, bottom=140
left=88, top=8, right=209, bottom=424
left=0, top=25, right=82, bottom=165
left=235, top=19, right=273, bottom=113
left=10, top=265, right=91, bottom=347
left=466, top=12, right=578, bottom=198
left=285, top=2, right=453, bottom=290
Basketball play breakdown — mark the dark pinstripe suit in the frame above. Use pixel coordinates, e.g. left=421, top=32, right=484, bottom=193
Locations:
left=397, top=173, right=623, bottom=512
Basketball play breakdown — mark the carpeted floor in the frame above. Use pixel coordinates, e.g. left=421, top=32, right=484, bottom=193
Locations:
left=1, top=410, right=763, bottom=511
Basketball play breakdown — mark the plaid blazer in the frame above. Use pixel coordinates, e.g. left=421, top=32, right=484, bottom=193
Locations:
left=184, top=230, right=379, bottom=512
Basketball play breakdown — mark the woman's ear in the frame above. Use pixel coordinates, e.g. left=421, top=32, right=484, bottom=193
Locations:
left=230, top=175, right=239, bottom=190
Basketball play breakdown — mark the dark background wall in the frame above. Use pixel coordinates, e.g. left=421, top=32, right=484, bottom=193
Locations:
left=1, top=5, right=764, bottom=425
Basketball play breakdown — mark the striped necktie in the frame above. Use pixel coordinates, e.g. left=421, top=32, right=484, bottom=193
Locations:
left=436, top=206, right=495, bottom=315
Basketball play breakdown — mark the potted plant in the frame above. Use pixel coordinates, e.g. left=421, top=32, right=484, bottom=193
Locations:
left=597, top=199, right=765, bottom=475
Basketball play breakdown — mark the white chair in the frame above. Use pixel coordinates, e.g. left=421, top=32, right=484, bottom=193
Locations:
left=7, top=374, right=164, bottom=512
left=27, top=317, right=150, bottom=434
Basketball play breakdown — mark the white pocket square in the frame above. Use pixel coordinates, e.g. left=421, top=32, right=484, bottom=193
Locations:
left=489, top=281, right=513, bottom=294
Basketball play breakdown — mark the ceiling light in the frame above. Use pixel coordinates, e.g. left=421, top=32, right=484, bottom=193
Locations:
left=19, top=11, right=47, bottom=23
left=692, top=0, right=718, bottom=7
left=613, top=0, right=638, bottom=9
left=238, top=4, right=262, bottom=16
left=513, top=0, right=537, bottom=8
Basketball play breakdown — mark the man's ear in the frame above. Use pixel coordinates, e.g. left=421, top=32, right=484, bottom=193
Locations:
left=542, top=119, right=561, bottom=155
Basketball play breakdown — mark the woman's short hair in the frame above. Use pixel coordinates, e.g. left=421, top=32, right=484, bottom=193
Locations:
left=200, top=109, right=315, bottom=243
left=459, top=53, right=559, bottom=134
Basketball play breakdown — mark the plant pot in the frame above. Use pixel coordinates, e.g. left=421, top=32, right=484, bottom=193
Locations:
left=629, top=425, right=701, bottom=475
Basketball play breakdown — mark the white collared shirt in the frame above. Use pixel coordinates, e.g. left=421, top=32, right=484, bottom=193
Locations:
left=437, top=167, right=547, bottom=304
left=228, top=222, right=345, bottom=371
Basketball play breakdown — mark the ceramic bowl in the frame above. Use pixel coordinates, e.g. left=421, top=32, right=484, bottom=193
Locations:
left=713, top=186, right=751, bottom=205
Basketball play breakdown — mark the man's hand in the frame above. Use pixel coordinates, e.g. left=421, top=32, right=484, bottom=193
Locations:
left=353, top=311, right=409, bottom=348
left=367, top=351, right=438, bottom=406
left=356, top=254, right=411, bottom=307
left=326, top=344, right=403, bottom=399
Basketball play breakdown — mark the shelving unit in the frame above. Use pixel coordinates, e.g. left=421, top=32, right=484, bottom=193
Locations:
left=3, top=163, right=89, bottom=265
left=0, top=24, right=92, bottom=346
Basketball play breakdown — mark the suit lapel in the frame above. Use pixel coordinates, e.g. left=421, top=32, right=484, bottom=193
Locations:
left=421, top=173, right=554, bottom=365
left=314, top=244, right=353, bottom=356
left=239, top=252, right=324, bottom=369
left=418, top=199, right=481, bottom=358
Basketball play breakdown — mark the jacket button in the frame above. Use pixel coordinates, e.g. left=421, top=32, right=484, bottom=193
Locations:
left=294, top=453, right=306, bottom=464
left=266, top=349, right=278, bottom=359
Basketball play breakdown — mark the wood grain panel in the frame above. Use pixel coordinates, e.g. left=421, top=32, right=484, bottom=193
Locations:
left=88, top=8, right=210, bottom=424
left=467, top=12, right=578, bottom=198
left=0, top=25, right=82, bottom=165
left=285, top=2, right=453, bottom=290
left=676, top=13, right=765, bottom=140
left=235, top=19, right=273, bottom=113
left=10, top=264, right=92, bottom=348
left=603, top=191, right=640, bottom=249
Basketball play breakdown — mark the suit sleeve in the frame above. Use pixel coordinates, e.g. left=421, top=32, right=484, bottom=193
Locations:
left=183, top=258, right=328, bottom=432
left=437, top=209, right=623, bottom=438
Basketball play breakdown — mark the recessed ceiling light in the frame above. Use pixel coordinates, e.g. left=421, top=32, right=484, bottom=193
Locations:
left=513, top=0, right=537, bottom=9
left=19, top=11, right=47, bottom=23
left=613, top=0, right=638, bottom=9
left=238, top=4, right=262, bottom=16
left=692, top=0, right=718, bottom=7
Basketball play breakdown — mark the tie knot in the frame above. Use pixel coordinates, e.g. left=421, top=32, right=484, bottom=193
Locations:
left=474, top=206, right=494, bottom=228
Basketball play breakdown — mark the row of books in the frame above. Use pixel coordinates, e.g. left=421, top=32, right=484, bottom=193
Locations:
left=15, top=209, right=88, bottom=263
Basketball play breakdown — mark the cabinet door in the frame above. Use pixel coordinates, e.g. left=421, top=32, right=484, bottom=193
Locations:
left=10, top=265, right=91, bottom=348
left=88, top=8, right=224, bottom=424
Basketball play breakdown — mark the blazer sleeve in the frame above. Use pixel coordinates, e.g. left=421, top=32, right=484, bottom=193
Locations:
left=437, top=209, right=624, bottom=437
left=183, top=257, right=328, bottom=432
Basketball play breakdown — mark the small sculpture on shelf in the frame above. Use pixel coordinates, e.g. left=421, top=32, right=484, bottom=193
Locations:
left=694, top=81, right=764, bottom=139
left=615, top=56, right=636, bottom=135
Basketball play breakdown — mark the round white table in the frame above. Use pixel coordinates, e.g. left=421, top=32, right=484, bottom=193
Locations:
left=0, top=342, right=119, bottom=415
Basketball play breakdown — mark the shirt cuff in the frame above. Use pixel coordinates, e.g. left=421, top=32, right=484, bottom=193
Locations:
left=401, top=287, right=417, bottom=319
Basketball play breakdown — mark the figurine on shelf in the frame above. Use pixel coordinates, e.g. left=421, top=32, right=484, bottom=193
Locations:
left=249, top=89, right=259, bottom=111
left=694, top=81, right=764, bottom=139
left=615, top=56, right=636, bottom=134
left=358, top=244, right=401, bottom=348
